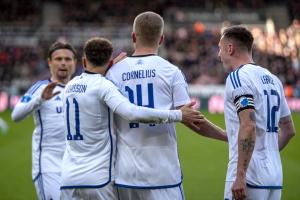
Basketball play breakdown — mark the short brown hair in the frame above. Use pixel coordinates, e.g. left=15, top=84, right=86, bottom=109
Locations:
left=84, top=37, right=113, bottom=67
left=48, top=41, right=77, bottom=59
left=222, top=26, right=254, bottom=52
left=133, top=11, right=164, bottom=47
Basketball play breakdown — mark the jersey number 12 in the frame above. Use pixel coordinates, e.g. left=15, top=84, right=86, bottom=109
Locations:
left=263, top=89, right=280, bottom=133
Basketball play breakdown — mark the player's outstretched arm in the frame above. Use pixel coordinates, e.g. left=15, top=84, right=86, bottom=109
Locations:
left=232, top=108, right=256, bottom=200
left=179, top=104, right=227, bottom=142
left=11, top=82, right=60, bottom=122
left=278, top=115, right=295, bottom=151
left=193, top=118, right=227, bottom=142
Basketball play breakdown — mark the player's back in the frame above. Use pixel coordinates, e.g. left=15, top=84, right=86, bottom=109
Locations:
left=224, top=63, right=290, bottom=187
left=61, top=71, right=115, bottom=188
left=106, top=55, right=190, bottom=188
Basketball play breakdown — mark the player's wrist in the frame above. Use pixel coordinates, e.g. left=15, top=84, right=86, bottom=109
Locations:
left=170, top=110, right=182, bottom=122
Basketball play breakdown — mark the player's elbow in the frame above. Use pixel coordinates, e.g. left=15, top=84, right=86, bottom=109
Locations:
left=241, top=121, right=256, bottom=137
left=11, top=110, right=22, bottom=122
left=123, top=107, right=141, bottom=121
left=126, top=112, right=138, bottom=121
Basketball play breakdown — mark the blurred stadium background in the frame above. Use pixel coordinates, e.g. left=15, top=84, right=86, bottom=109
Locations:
left=0, top=0, right=299, bottom=199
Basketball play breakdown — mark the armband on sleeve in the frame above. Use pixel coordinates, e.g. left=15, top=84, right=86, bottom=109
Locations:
left=234, top=94, right=255, bottom=113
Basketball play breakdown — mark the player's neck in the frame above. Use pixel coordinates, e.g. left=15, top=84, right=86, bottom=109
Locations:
left=231, top=54, right=253, bottom=70
left=133, top=46, right=158, bottom=56
left=50, top=77, right=69, bottom=85
left=85, top=65, right=107, bottom=76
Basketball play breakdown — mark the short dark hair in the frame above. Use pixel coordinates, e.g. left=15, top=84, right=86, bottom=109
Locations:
left=222, top=26, right=254, bottom=52
left=133, top=11, right=164, bottom=47
left=48, top=41, right=77, bottom=59
left=84, top=37, right=113, bottom=67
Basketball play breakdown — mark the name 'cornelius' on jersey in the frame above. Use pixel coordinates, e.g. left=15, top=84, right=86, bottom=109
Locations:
left=122, top=69, right=156, bottom=81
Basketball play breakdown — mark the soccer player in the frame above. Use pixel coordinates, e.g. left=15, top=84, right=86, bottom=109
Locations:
left=60, top=37, right=202, bottom=200
left=218, top=25, right=296, bottom=200
left=106, top=11, right=227, bottom=200
left=11, top=42, right=77, bottom=200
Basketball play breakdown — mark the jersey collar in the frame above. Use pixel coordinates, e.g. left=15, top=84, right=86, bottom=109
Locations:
left=84, top=70, right=98, bottom=74
left=129, top=54, right=156, bottom=57
left=48, top=78, right=65, bottom=88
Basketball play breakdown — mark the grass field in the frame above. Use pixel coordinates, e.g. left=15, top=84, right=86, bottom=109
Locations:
left=0, top=110, right=299, bottom=200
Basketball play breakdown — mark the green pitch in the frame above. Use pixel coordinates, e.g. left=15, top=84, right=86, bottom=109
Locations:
left=0, top=111, right=299, bottom=200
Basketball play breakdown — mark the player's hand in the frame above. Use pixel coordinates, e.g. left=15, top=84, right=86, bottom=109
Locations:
left=112, top=52, right=127, bottom=65
left=231, top=177, right=247, bottom=200
left=41, top=82, right=60, bottom=100
left=180, top=101, right=205, bottom=128
left=105, top=52, right=127, bottom=75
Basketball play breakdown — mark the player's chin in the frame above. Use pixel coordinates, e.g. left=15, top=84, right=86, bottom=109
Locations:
left=57, top=71, right=69, bottom=78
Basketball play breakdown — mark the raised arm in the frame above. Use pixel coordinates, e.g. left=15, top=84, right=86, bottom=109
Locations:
left=11, top=82, right=59, bottom=122
left=278, top=115, right=295, bottom=151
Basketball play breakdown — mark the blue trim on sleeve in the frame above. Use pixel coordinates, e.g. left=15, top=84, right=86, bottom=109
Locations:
left=232, top=71, right=239, bottom=88
left=27, top=80, right=50, bottom=95
left=229, top=73, right=236, bottom=89
left=32, top=110, right=44, bottom=182
left=246, top=183, right=282, bottom=189
left=236, top=68, right=242, bottom=87
left=115, top=181, right=182, bottom=189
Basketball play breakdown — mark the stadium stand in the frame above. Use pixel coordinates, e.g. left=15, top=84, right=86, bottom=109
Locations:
left=0, top=0, right=299, bottom=98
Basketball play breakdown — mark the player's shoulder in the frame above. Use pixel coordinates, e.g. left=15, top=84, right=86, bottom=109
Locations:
left=108, top=57, right=129, bottom=72
left=226, top=63, right=256, bottom=89
left=155, top=56, right=179, bottom=69
left=26, top=79, right=50, bottom=95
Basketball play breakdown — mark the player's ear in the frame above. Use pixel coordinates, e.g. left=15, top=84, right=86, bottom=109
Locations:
left=228, top=43, right=235, bottom=56
left=82, top=57, right=87, bottom=69
left=132, top=32, right=136, bottom=43
left=159, top=35, right=164, bottom=45
left=47, top=58, right=52, bottom=68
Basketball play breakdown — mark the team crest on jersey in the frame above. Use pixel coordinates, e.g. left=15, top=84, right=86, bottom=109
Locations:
left=136, top=59, right=143, bottom=65
left=55, top=96, right=62, bottom=101
left=239, top=97, right=249, bottom=108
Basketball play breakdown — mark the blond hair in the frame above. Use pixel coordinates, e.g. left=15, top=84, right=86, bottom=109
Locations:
left=133, top=11, right=164, bottom=47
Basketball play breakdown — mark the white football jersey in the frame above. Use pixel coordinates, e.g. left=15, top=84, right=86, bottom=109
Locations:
left=224, top=63, right=291, bottom=188
left=11, top=79, right=66, bottom=181
left=61, top=71, right=182, bottom=188
left=106, top=55, right=190, bottom=188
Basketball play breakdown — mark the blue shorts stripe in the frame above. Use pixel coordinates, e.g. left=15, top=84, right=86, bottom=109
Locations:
left=38, top=175, right=46, bottom=200
left=246, top=183, right=282, bottom=189
left=179, top=184, right=184, bottom=200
